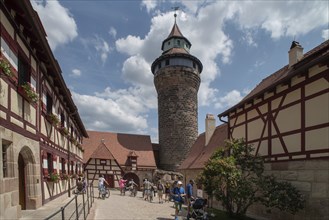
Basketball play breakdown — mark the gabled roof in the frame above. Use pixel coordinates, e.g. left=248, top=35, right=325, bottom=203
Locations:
left=89, top=142, right=115, bottom=160
left=179, top=123, right=228, bottom=170
left=83, top=131, right=157, bottom=168
left=218, top=40, right=329, bottom=118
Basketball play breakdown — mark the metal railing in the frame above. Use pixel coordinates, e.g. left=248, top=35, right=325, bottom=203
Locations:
left=44, top=184, right=95, bottom=220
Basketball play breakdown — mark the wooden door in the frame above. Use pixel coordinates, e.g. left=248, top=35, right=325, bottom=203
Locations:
left=104, top=174, right=114, bottom=188
left=18, top=154, right=26, bottom=210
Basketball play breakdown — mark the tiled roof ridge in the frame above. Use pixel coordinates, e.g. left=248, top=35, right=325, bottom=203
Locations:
left=240, top=39, right=329, bottom=103
left=87, top=130, right=150, bottom=137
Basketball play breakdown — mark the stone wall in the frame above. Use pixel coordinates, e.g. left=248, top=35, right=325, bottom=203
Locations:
left=181, top=159, right=329, bottom=220
left=246, top=159, right=329, bottom=220
left=0, top=127, right=42, bottom=219
left=154, top=66, right=201, bottom=171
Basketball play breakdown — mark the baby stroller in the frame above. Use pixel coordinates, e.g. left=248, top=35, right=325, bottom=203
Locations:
left=187, top=198, right=208, bottom=220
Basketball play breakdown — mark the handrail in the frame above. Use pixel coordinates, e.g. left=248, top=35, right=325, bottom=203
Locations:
left=44, top=184, right=95, bottom=220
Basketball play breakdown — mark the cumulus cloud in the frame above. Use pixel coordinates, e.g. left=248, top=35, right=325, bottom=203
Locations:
left=214, top=90, right=245, bottom=109
left=72, top=91, right=148, bottom=133
left=141, top=0, right=158, bottom=13
left=70, top=69, right=81, bottom=77
left=31, top=0, right=77, bottom=50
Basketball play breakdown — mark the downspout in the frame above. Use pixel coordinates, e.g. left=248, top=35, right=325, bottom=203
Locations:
left=219, top=115, right=230, bottom=140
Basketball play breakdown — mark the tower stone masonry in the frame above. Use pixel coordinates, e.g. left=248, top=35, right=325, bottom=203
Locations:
left=151, top=18, right=203, bottom=171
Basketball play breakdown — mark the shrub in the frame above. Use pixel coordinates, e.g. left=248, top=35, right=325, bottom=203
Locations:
left=198, top=139, right=305, bottom=217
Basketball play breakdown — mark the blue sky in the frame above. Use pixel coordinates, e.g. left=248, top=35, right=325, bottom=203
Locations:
left=31, top=0, right=329, bottom=142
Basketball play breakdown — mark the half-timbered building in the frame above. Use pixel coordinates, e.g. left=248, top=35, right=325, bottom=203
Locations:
left=83, top=131, right=157, bottom=189
left=218, top=40, right=329, bottom=220
left=0, top=1, right=88, bottom=219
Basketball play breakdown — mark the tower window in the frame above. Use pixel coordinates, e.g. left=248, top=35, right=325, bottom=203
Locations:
left=193, top=62, right=196, bottom=68
left=168, top=42, right=170, bottom=45
left=165, top=59, right=170, bottom=66
left=158, top=63, right=161, bottom=69
left=177, top=40, right=180, bottom=45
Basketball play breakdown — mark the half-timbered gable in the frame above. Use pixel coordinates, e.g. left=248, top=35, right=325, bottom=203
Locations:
left=0, top=1, right=87, bottom=218
left=218, top=40, right=329, bottom=220
left=83, top=131, right=157, bottom=188
left=84, top=141, right=122, bottom=188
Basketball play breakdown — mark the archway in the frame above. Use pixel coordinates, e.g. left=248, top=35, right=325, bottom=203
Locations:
left=18, top=146, right=38, bottom=210
left=123, top=172, right=140, bottom=190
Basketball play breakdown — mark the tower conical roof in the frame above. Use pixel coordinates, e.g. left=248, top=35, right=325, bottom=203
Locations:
left=161, top=22, right=191, bottom=54
left=167, top=22, right=184, bottom=38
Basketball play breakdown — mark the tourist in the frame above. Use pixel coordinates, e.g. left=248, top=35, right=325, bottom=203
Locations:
left=157, top=180, right=164, bottom=203
left=173, top=181, right=185, bottom=220
left=144, top=179, right=153, bottom=201
left=98, top=175, right=109, bottom=198
left=186, top=179, right=195, bottom=218
left=119, top=177, right=127, bottom=196
left=164, top=181, right=171, bottom=202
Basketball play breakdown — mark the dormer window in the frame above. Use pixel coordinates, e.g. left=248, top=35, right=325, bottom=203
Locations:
left=165, top=59, right=170, bottom=66
left=168, top=42, right=170, bottom=45
left=177, top=40, right=180, bottom=46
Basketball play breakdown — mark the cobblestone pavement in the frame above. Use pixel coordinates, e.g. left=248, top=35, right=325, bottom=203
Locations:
left=87, top=189, right=188, bottom=220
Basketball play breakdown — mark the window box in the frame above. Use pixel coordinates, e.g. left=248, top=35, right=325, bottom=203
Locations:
left=18, top=83, right=38, bottom=105
left=46, top=113, right=60, bottom=126
left=47, top=172, right=60, bottom=183
left=61, top=173, right=70, bottom=180
left=58, top=126, right=69, bottom=136
left=0, top=57, right=13, bottom=77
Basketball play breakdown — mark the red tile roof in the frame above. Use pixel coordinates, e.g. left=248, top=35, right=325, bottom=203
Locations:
left=219, top=40, right=329, bottom=118
left=83, top=131, right=157, bottom=168
left=179, top=123, right=228, bottom=170
left=89, top=142, right=115, bottom=160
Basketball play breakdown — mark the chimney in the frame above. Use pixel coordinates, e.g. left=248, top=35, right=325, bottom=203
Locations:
left=288, top=41, right=303, bottom=67
left=205, top=114, right=216, bottom=146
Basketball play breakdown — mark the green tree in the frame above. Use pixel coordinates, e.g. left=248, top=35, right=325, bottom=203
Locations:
left=198, top=139, right=304, bottom=217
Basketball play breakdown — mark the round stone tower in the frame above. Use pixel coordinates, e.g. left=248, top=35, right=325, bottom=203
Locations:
left=151, top=16, right=203, bottom=171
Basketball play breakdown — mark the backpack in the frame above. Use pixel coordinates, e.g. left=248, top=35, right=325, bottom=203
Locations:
left=158, top=183, right=163, bottom=190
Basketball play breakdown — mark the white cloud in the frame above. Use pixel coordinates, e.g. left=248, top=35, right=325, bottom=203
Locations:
left=81, top=35, right=112, bottom=64
left=70, top=69, right=81, bottom=77
left=322, top=29, right=329, bottom=40
left=232, top=1, right=328, bottom=39
left=214, top=90, right=245, bottom=109
left=141, top=0, right=158, bottom=13
left=31, top=0, right=77, bottom=50
left=109, top=27, right=117, bottom=39
left=72, top=91, right=149, bottom=133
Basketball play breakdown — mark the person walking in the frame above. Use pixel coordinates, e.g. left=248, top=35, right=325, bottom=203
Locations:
left=164, top=181, right=171, bottom=202
left=186, top=179, right=195, bottom=218
left=173, top=181, right=185, bottom=220
left=98, top=175, right=109, bottom=198
left=157, top=180, right=164, bottom=203
left=119, top=177, right=127, bottom=196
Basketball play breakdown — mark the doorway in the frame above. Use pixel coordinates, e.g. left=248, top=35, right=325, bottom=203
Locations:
left=104, top=174, right=114, bottom=188
left=18, top=153, right=26, bottom=210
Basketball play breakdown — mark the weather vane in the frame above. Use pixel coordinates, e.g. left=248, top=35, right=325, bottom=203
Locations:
left=171, top=6, right=180, bottom=23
